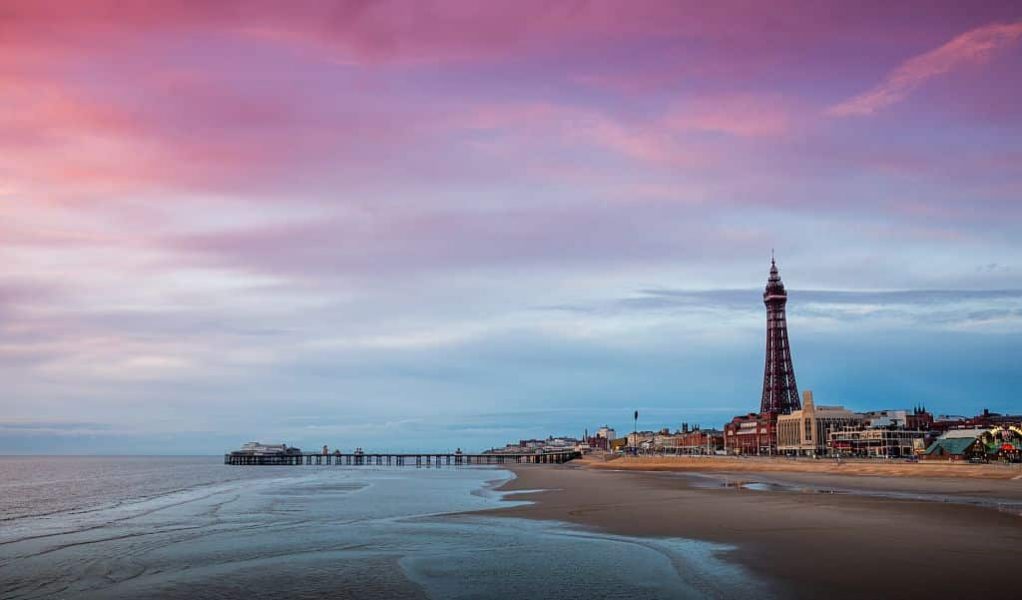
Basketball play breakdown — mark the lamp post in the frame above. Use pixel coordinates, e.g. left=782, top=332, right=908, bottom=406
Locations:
left=633, top=410, right=638, bottom=456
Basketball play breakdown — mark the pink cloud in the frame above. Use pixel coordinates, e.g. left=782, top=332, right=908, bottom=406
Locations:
left=166, top=199, right=753, bottom=280
left=2, top=1, right=1018, bottom=240
left=828, top=20, right=1022, bottom=117
left=0, top=0, right=904, bottom=71
left=460, top=102, right=711, bottom=168
left=665, top=94, right=793, bottom=137
left=0, top=1, right=703, bottom=66
left=0, top=53, right=435, bottom=198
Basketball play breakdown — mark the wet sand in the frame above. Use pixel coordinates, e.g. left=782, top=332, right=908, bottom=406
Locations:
left=483, top=461, right=1022, bottom=599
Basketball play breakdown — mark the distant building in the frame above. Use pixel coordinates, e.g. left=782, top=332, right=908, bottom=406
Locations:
left=827, top=427, right=926, bottom=458
left=596, top=426, right=616, bottom=440
left=932, top=409, right=1022, bottom=433
left=653, top=429, right=677, bottom=450
left=724, top=413, right=777, bottom=455
left=776, top=391, right=862, bottom=456
left=486, top=435, right=583, bottom=455
left=544, top=436, right=578, bottom=449
left=232, top=442, right=302, bottom=456
left=905, top=407, right=935, bottom=430
left=627, top=430, right=656, bottom=450
left=923, top=429, right=989, bottom=462
left=622, top=425, right=725, bottom=454
left=965, top=408, right=1022, bottom=429
left=924, top=426, right=1022, bottom=462
left=671, top=427, right=724, bottom=454
left=861, top=408, right=932, bottom=430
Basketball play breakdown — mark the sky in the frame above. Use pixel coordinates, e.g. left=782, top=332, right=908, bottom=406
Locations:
left=2, top=1, right=1021, bottom=454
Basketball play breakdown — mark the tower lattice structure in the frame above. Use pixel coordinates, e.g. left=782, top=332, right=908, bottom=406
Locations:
left=760, top=257, right=800, bottom=414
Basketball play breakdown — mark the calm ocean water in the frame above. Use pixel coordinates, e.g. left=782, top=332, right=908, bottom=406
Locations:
left=0, top=456, right=768, bottom=599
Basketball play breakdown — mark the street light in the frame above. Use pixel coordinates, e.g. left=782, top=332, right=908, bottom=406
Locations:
left=633, top=410, right=638, bottom=456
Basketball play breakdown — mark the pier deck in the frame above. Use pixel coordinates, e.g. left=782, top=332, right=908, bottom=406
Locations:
left=225, top=450, right=580, bottom=466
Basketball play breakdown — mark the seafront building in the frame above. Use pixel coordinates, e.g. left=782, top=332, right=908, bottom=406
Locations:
left=486, top=435, right=584, bottom=455
left=924, top=425, right=1022, bottom=462
left=627, top=430, right=656, bottom=450
left=922, top=428, right=989, bottom=461
left=233, top=442, right=302, bottom=456
left=934, top=408, right=1022, bottom=430
left=666, top=425, right=725, bottom=454
left=586, top=426, right=617, bottom=450
left=862, top=408, right=933, bottom=430
left=724, top=414, right=777, bottom=455
left=776, top=391, right=861, bottom=456
left=826, top=427, right=927, bottom=458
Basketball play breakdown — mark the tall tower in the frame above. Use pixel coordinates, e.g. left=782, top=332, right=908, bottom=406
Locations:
left=761, top=255, right=800, bottom=414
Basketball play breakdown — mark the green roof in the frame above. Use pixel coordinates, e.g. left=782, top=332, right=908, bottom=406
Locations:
left=925, top=437, right=979, bottom=456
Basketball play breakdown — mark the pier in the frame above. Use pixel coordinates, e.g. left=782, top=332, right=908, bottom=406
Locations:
left=224, top=450, right=581, bottom=466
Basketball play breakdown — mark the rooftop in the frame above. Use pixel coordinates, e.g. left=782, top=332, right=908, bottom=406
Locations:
left=941, top=428, right=989, bottom=439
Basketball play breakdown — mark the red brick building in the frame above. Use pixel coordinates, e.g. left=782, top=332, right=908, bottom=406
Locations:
left=658, top=426, right=725, bottom=454
left=724, top=412, right=779, bottom=455
left=905, top=407, right=934, bottom=430
left=676, top=428, right=724, bottom=453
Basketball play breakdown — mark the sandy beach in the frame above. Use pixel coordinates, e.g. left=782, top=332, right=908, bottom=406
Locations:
left=483, top=459, right=1022, bottom=599
left=587, top=454, right=1022, bottom=480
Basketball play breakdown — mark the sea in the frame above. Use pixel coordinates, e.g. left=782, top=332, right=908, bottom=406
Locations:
left=0, top=456, right=768, bottom=599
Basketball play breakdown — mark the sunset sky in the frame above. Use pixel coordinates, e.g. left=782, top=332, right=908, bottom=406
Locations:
left=2, top=1, right=1021, bottom=453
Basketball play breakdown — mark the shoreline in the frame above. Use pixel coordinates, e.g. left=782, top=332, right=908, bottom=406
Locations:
left=480, top=460, right=1022, bottom=598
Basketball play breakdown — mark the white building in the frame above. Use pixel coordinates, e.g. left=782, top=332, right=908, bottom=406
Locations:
left=862, top=410, right=911, bottom=428
left=627, top=431, right=655, bottom=449
left=236, top=442, right=299, bottom=456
